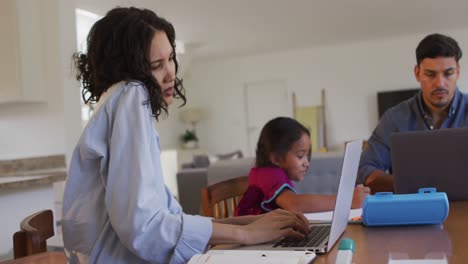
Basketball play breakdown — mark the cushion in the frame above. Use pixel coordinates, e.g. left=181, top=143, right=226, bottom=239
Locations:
left=217, top=150, right=243, bottom=160
left=193, top=155, right=210, bottom=168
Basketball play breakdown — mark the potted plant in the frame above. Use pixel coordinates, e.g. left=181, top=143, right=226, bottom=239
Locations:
left=180, top=129, right=198, bottom=149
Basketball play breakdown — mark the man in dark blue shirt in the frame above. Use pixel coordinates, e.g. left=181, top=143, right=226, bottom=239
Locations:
left=358, top=33, right=468, bottom=193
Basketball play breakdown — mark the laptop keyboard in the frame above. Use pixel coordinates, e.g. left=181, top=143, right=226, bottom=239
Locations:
left=273, top=225, right=331, bottom=248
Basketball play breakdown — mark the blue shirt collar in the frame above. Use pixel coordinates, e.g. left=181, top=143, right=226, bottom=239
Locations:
left=449, top=88, right=461, bottom=117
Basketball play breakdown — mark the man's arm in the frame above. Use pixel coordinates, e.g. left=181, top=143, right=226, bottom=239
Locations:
left=365, top=169, right=394, bottom=194
left=358, top=111, right=395, bottom=190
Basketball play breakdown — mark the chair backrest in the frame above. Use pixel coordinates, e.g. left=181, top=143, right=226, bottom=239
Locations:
left=13, top=210, right=55, bottom=259
left=201, top=176, right=249, bottom=218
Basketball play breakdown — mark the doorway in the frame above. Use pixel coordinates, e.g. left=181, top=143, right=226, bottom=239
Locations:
left=244, top=80, right=292, bottom=156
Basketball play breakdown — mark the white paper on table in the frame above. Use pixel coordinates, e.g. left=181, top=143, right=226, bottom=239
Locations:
left=188, top=250, right=315, bottom=264
left=388, top=259, right=447, bottom=264
left=304, top=208, right=362, bottom=222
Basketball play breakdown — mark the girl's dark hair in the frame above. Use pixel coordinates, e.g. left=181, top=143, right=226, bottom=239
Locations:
left=73, top=7, right=186, bottom=119
left=255, top=117, right=310, bottom=167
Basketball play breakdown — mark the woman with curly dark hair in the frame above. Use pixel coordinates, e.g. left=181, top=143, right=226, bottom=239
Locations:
left=62, top=7, right=309, bottom=264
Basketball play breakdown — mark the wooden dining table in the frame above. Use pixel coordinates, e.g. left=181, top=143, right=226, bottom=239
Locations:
left=313, top=201, right=468, bottom=263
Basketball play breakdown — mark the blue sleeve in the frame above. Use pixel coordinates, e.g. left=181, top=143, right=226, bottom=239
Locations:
left=357, top=111, right=394, bottom=184
left=104, top=84, right=212, bottom=263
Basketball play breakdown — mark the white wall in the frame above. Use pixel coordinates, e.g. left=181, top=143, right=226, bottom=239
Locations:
left=2, top=5, right=468, bottom=160
left=183, top=28, right=468, bottom=155
left=0, top=0, right=81, bottom=161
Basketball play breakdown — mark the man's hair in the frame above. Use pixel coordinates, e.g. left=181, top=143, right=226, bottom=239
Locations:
left=73, top=7, right=186, bottom=119
left=255, top=117, right=310, bottom=167
left=416, top=33, right=462, bottom=66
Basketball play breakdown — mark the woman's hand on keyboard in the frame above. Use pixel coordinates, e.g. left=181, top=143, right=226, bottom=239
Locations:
left=240, top=209, right=310, bottom=245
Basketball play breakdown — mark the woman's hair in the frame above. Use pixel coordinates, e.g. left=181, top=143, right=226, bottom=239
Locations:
left=73, top=7, right=186, bottom=119
left=255, top=117, right=310, bottom=167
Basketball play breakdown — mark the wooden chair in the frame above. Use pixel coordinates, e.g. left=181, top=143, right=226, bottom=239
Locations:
left=201, top=176, right=249, bottom=218
left=12, top=210, right=57, bottom=259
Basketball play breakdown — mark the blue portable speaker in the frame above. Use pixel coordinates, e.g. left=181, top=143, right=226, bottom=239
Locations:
left=362, top=188, right=449, bottom=226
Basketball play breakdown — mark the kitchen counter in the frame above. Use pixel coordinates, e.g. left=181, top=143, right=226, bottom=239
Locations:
left=0, top=169, right=66, bottom=189
left=0, top=155, right=67, bottom=260
left=0, top=155, right=66, bottom=189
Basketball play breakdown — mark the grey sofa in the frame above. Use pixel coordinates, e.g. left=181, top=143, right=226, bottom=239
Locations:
left=177, top=152, right=344, bottom=215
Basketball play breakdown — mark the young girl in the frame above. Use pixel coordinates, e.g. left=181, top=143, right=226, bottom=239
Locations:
left=62, top=7, right=309, bottom=264
left=235, top=117, right=370, bottom=216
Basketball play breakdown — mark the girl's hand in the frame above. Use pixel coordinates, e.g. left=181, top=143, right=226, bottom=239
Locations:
left=240, top=209, right=310, bottom=245
left=351, top=184, right=371, bottom=208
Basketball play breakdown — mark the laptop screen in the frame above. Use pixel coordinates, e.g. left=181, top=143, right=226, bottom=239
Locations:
left=328, top=139, right=362, bottom=250
left=391, top=128, right=468, bottom=201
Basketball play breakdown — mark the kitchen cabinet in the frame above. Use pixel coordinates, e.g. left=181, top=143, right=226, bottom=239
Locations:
left=0, top=0, right=46, bottom=104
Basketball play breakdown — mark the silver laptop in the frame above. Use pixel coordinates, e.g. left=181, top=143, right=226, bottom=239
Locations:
left=233, top=139, right=363, bottom=254
left=391, top=127, right=468, bottom=201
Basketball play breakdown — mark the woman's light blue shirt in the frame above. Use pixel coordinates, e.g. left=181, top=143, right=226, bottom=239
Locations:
left=62, top=81, right=212, bottom=264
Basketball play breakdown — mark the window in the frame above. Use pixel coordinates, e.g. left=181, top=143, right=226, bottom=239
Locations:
left=75, top=8, right=101, bottom=126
